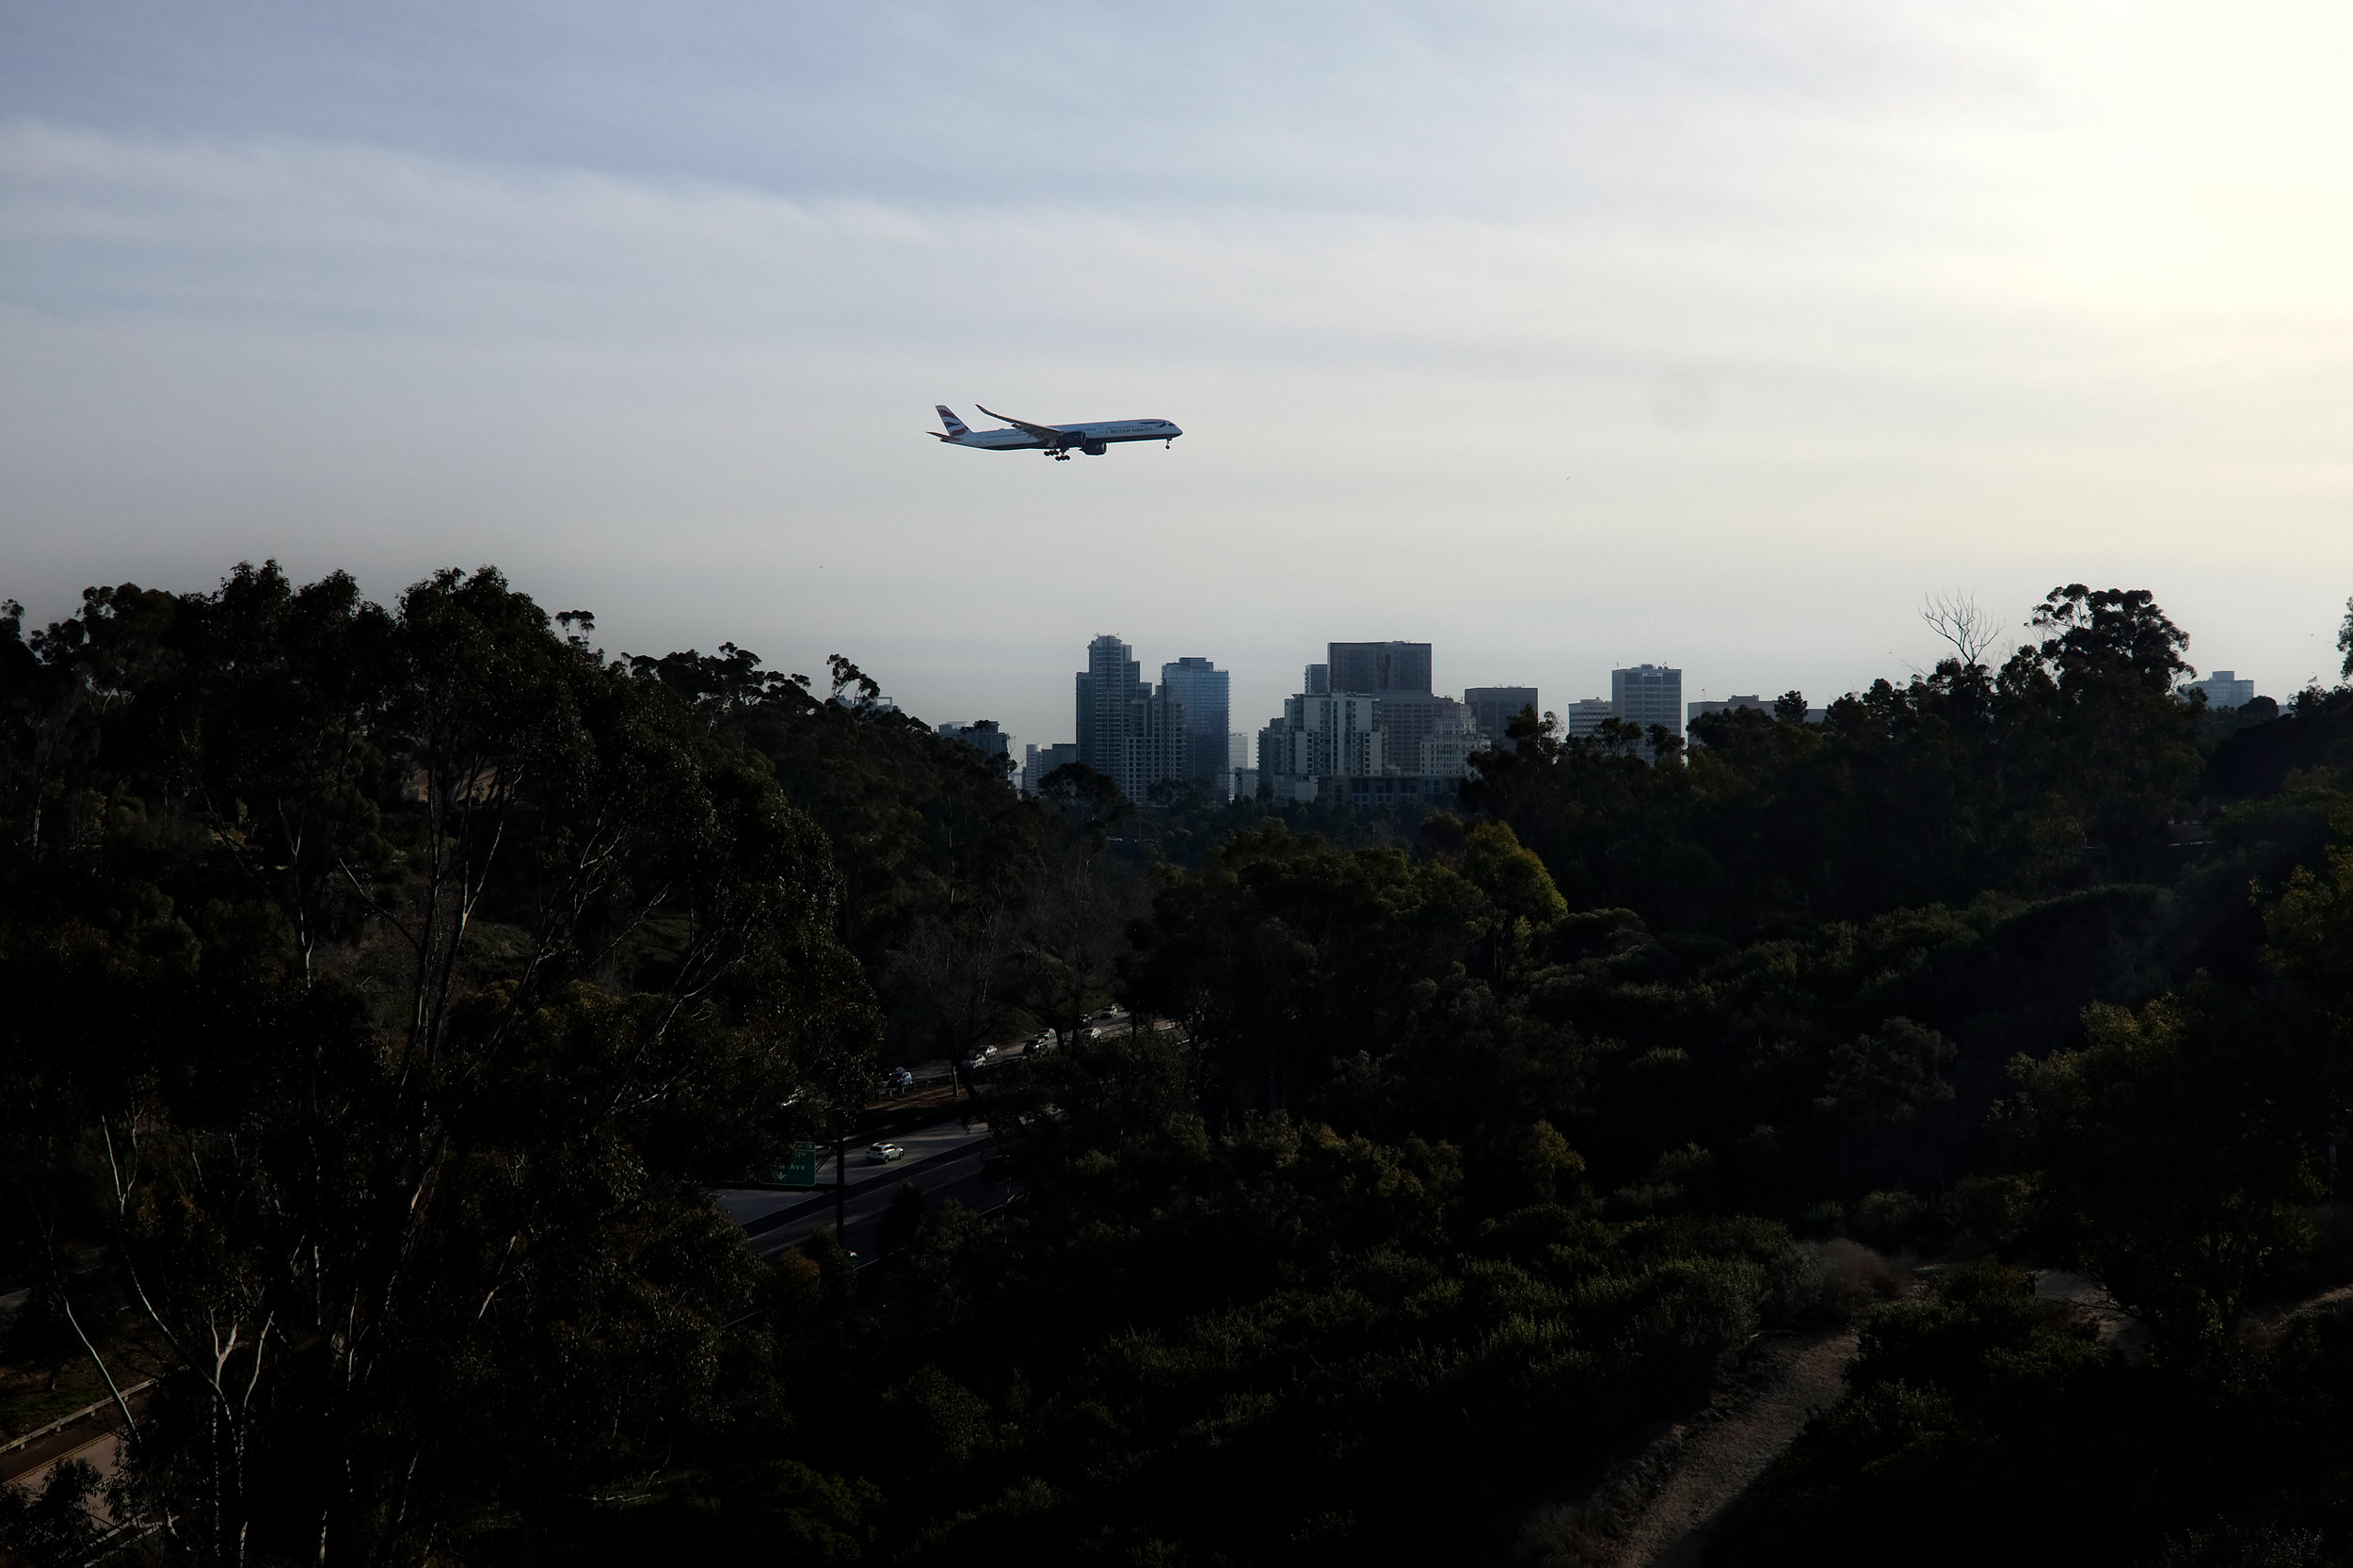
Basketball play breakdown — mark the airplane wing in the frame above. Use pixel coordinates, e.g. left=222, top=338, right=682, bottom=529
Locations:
left=975, top=405, right=1071, bottom=445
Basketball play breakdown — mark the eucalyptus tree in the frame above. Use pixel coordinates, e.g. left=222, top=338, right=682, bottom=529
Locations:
left=0, top=564, right=877, bottom=1564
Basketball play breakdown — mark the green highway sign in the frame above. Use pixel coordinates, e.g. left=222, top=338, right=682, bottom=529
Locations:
left=762, top=1142, right=821, bottom=1188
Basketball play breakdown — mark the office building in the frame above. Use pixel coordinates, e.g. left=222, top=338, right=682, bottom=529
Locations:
left=1465, top=686, right=1540, bottom=749
left=1252, top=641, right=1482, bottom=807
left=1160, top=656, right=1233, bottom=797
left=1326, top=641, right=1438, bottom=769
left=2184, top=669, right=2258, bottom=710
left=1612, top=664, right=1683, bottom=749
left=936, top=719, right=1011, bottom=761
left=1328, top=641, right=1433, bottom=696
left=1371, top=692, right=1450, bottom=774
left=1256, top=646, right=1471, bottom=806
left=1684, top=695, right=1773, bottom=749
left=1564, top=697, right=1615, bottom=739
left=1687, top=695, right=1769, bottom=725
left=1021, top=742, right=1078, bottom=793
left=1076, top=634, right=1187, bottom=802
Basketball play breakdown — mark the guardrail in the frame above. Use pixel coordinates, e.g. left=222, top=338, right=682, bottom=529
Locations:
left=0, top=1378, right=155, bottom=1461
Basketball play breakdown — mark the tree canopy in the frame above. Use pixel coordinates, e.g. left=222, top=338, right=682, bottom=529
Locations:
left=8, top=569, right=2353, bottom=1565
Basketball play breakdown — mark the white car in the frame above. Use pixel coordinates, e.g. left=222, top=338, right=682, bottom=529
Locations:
left=963, top=1045, right=999, bottom=1070
left=865, top=1142, right=905, bottom=1164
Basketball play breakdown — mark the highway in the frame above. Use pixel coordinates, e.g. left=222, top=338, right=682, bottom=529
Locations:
left=716, top=1015, right=1165, bottom=1263
left=714, top=1111, right=1011, bottom=1264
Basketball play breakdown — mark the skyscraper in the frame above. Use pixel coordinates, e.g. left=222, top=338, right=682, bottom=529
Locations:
left=1327, top=642, right=1436, bottom=772
left=1612, top=664, right=1683, bottom=755
left=1260, top=692, right=1384, bottom=782
left=1328, top=641, right=1433, bottom=696
left=1464, top=686, right=1540, bottom=749
left=1075, top=634, right=1186, bottom=802
left=1160, top=656, right=1232, bottom=795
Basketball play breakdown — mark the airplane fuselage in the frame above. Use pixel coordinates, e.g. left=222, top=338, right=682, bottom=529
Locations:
left=931, top=405, right=1181, bottom=457
left=951, top=419, right=1177, bottom=451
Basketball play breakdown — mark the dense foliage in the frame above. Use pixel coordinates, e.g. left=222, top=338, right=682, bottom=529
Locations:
left=8, top=568, right=2353, bottom=1564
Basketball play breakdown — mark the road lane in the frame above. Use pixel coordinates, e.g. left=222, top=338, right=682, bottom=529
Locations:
left=714, top=1032, right=1176, bottom=1266
left=713, top=1118, right=993, bottom=1231
left=712, top=1104, right=1014, bottom=1263
left=741, top=1138, right=1011, bottom=1261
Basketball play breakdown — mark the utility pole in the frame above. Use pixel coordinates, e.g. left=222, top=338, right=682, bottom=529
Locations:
left=834, top=1133, right=847, bottom=1240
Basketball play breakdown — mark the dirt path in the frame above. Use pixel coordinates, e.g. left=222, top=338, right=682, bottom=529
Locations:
left=1615, top=1328, right=1855, bottom=1568
left=1517, top=1326, right=1857, bottom=1568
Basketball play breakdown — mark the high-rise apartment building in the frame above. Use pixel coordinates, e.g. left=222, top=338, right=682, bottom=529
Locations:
left=1328, top=641, right=1433, bottom=696
left=1371, top=693, right=1447, bottom=773
left=1419, top=700, right=1485, bottom=777
left=1160, top=656, right=1232, bottom=796
left=1259, top=693, right=1385, bottom=781
left=1612, top=664, right=1683, bottom=747
left=1327, top=642, right=1437, bottom=768
left=1464, top=686, right=1540, bottom=749
left=1256, top=642, right=1474, bottom=804
left=1075, top=634, right=1187, bottom=802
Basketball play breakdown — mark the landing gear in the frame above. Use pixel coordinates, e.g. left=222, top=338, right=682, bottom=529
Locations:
left=1049, top=449, right=1072, bottom=460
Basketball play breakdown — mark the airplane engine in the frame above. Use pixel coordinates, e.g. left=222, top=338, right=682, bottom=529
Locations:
left=1081, top=441, right=1108, bottom=456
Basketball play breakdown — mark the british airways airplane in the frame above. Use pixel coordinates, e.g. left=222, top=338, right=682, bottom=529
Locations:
left=928, top=405, right=1182, bottom=460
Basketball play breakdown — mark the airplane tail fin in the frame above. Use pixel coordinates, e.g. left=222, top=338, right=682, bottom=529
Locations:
left=936, top=405, right=972, bottom=438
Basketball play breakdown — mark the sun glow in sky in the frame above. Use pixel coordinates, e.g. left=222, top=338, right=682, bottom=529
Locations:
left=5, top=1, right=2353, bottom=747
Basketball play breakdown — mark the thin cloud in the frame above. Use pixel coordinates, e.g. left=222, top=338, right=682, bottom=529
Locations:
left=3, top=2, right=2352, bottom=749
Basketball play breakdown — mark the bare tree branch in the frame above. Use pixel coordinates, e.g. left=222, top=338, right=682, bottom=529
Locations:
left=1922, top=590, right=1998, bottom=669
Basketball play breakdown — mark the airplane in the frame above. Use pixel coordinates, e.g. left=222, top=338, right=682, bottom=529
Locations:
left=928, top=405, right=1182, bottom=460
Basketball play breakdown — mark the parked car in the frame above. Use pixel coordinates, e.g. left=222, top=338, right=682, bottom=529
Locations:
left=963, top=1044, right=999, bottom=1070
left=865, top=1142, right=905, bottom=1163
left=881, top=1066, right=915, bottom=1093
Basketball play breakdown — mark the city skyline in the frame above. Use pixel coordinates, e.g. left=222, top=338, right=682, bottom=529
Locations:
left=972, top=632, right=2286, bottom=785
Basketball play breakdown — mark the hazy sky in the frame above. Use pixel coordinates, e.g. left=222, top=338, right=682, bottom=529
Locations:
left=6, top=2, right=2352, bottom=752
